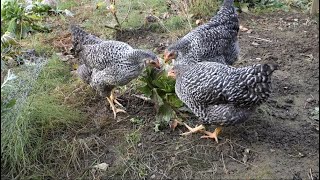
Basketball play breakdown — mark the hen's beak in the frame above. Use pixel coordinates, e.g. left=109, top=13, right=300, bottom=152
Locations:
left=164, top=49, right=171, bottom=63
left=167, top=69, right=176, bottom=78
left=154, top=59, right=161, bottom=69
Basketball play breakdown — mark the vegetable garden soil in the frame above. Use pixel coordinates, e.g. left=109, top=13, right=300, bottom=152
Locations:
left=63, top=11, right=319, bottom=179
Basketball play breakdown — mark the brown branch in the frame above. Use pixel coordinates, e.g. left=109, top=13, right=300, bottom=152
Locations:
left=104, top=24, right=122, bottom=31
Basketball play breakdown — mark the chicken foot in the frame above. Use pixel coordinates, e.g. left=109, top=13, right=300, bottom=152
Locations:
left=180, top=123, right=205, bottom=136
left=110, top=89, right=125, bottom=108
left=106, top=89, right=126, bottom=119
left=200, top=126, right=222, bottom=143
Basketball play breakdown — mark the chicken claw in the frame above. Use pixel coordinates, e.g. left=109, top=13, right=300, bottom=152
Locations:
left=180, top=123, right=205, bottom=136
left=106, top=97, right=126, bottom=119
left=200, top=127, right=222, bottom=143
left=110, top=89, right=125, bottom=108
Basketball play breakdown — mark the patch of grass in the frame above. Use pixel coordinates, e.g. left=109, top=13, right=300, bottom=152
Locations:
left=1, top=55, right=86, bottom=179
left=20, top=32, right=56, bottom=55
left=57, top=0, right=79, bottom=10
left=35, top=55, right=71, bottom=92
left=122, top=12, right=144, bottom=29
left=109, top=131, right=150, bottom=179
left=164, top=16, right=187, bottom=31
left=189, top=0, right=221, bottom=18
left=126, top=129, right=142, bottom=147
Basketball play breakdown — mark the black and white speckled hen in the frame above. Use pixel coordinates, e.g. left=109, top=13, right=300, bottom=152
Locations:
left=168, top=61, right=278, bottom=142
left=70, top=26, right=161, bottom=118
left=164, top=0, right=239, bottom=66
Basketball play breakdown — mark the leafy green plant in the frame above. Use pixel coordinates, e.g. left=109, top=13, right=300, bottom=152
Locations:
left=1, top=0, right=50, bottom=39
left=1, top=32, right=22, bottom=63
left=138, top=67, right=183, bottom=131
left=28, top=2, right=53, bottom=15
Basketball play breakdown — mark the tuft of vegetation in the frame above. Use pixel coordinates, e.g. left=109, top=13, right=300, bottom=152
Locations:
left=1, top=32, right=22, bottom=63
left=138, top=66, right=183, bottom=131
left=188, top=0, right=221, bottom=18
left=1, top=55, right=85, bottom=179
left=1, top=0, right=51, bottom=39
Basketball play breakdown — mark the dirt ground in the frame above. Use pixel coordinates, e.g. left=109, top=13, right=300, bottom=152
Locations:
left=62, top=11, right=319, bottom=179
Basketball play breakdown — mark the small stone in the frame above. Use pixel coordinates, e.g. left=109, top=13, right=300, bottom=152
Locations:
left=255, top=58, right=262, bottom=60
left=150, top=174, right=156, bottom=179
left=270, top=149, right=275, bottom=152
left=252, top=42, right=259, bottom=46
left=306, top=98, right=315, bottom=103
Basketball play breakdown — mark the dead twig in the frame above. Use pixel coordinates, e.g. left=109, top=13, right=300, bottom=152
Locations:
left=308, top=168, right=314, bottom=180
left=104, top=24, right=122, bottom=31
left=248, top=35, right=273, bottom=42
left=150, top=14, right=172, bottom=33
left=228, top=155, right=258, bottom=168
left=132, top=94, right=152, bottom=102
left=221, top=153, right=228, bottom=175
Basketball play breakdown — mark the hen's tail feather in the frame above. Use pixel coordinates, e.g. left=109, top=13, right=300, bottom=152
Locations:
left=260, top=64, right=279, bottom=76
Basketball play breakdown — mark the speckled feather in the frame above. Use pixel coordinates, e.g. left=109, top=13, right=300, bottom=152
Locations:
left=70, top=26, right=158, bottom=97
left=174, top=62, right=278, bottom=126
left=168, top=0, right=239, bottom=66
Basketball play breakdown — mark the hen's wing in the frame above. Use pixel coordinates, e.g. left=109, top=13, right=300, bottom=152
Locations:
left=89, top=59, right=144, bottom=96
left=176, top=62, right=278, bottom=109
left=203, top=104, right=254, bottom=126
left=79, top=41, right=133, bottom=71
left=77, top=64, right=92, bottom=84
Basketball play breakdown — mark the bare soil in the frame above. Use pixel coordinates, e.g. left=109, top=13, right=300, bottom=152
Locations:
left=61, top=11, right=319, bottom=179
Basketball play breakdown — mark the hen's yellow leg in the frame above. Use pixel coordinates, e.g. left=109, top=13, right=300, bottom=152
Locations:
left=106, top=96, right=126, bottom=119
left=200, top=127, right=222, bottom=143
left=180, top=123, right=205, bottom=136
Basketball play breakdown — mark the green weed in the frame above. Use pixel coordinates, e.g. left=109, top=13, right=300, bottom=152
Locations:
left=1, top=55, right=85, bottom=179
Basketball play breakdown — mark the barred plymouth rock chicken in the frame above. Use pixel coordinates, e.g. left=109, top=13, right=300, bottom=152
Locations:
left=168, top=61, right=278, bottom=142
left=164, top=0, right=239, bottom=66
left=70, top=26, right=161, bottom=118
